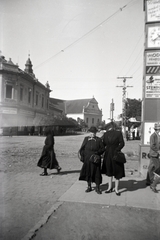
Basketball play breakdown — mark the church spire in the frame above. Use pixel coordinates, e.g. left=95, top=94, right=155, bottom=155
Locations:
left=24, top=54, right=33, bottom=74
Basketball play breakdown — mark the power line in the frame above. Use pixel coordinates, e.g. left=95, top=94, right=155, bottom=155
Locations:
left=34, top=0, right=134, bottom=70
left=125, top=46, right=143, bottom=76
left=119, top=33, right=143, bottom=76
left=116, top=76, right=133, bottom=137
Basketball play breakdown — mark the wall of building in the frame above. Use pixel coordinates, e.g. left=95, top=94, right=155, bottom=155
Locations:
left=0, top=56, right=51, bottom=135
left=83, top=98, right=102, bottom=128
left=66, top=113, right=83, bottom=120
left=84, top=113, right=101, bottom=128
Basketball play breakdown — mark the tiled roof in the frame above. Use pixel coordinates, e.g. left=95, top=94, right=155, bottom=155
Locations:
left=65, top=99, right=92, bottom=114
left=49, top=98, right=65, bottom=113
left=49, top=97, right=99, bottom=114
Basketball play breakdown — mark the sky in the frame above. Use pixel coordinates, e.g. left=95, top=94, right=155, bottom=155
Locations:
left=0, top=0, right=145, bottom=121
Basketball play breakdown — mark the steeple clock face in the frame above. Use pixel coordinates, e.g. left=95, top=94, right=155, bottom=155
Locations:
left=146, top=24, right=160, bottom=48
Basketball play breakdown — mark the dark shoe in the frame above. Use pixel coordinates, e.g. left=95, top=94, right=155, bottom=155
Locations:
left=96, top=188, right=102, bottom=194
left=57, top=167, right=62, bottom=173
left=40, top=172, right=48, bottom=176
left=95, top=185, right=102, bottom=194
left=115, top=191, right=121, bottom=196
left=150, top=185, right=158, bottom=193
left=85, top=186, right=92, bottom=193
left=105, top=188, right=113, bottom=193
left=146, top=182, right=150, bottom=186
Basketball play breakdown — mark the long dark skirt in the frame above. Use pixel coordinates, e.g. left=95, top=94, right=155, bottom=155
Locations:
left=102, top=154, right=125, bottom=179
left=37, top=150, right=59, bottom=169
left=79, top=160, right=102, bottom=185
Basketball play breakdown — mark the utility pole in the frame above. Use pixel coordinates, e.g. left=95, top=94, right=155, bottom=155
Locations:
left=116, top=77, right=133, bottom=138
left=110, top=99, right=114, bottom=122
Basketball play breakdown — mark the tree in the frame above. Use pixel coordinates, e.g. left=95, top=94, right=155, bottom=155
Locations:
left=125, top=98, right=141, bottom=119
left=125, top=98, right=141, bottom=129
left=77, top=118, right=88, bottom=129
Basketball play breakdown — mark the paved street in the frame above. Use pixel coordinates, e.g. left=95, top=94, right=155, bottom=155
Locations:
left=0, top=134, right=159, bottom=240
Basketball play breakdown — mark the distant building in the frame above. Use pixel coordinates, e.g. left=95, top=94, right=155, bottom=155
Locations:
left=49, top=98, right=65, bottom=116
left=0, top=53, right=103, bottom=135
left=64, top=97, right=103, bottom=128
left=0, top=54, right=66, bottom=135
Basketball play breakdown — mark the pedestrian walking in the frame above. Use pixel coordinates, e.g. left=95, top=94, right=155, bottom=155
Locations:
left=78, top=126, right=105, bottom=194
left=146, top=122, right=160, bottom=193
left=101, top=121, right=125, bottom=196
left=37, top=127, right=61, bottom=176
left=9, top=127, right=12, bottom=137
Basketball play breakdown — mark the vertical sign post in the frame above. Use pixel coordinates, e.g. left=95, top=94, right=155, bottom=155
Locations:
left=110, top=99, right=114, bottom=121
left=140, top=0, right=160, bottom=176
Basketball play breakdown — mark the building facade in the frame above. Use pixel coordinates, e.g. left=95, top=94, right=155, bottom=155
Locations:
left=0, top=54, right=78, bottom=135
left=65, top=97, right=103, bottom=128
left=0, top=55, right=53, bottom=135
left=0, top=54, right=103, bottom=134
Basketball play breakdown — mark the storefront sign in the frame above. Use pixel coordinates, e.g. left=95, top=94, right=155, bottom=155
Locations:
left=145, top=75, right=160, bottom=98
left=146, top=66, right=160, bottom=74
left=145, top=51, right=160, bottom=74
left=19, top=109, right=34, bottom=116
left=139, top=145, right=150, bottom=177
left=146, top=0, right=160, bottom=22
left=2, top=108, right=17, bottom=114
left=146, top=51, right=160, bottom=66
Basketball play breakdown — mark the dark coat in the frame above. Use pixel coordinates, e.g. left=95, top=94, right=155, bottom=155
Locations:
left=101, top=129, right=125, bottom=179
left=37, top=133, right=59, bottom=169
left=147, top=131, right=160, bottom=183
left=149, top=132, right=160, bottom=158
left=79, top=136, right=105, bottom=185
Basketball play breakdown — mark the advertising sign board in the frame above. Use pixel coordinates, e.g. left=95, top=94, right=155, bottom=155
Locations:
left=139, top=145, right=150, bottom=177
left=146, top=51, right=160, bottom=66
left=145, top=75, right=160, bottom=97
left=146, top=0, right=160, bottom=22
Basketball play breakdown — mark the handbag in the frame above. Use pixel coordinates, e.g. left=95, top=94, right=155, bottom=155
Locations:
left=89, top=154, right=101, bottom=165
left=113, top=151, right=126, bottom=164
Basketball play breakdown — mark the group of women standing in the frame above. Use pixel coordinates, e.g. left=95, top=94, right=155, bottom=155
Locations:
left=37, top=122, right=125, bottom=196
left=79, top=122, right=125, bottom=195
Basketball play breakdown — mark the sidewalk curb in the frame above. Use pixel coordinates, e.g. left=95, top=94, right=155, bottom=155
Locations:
left=21, top=202, right=63, bottom=240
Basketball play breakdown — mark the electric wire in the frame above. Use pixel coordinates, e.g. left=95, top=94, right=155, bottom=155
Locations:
left=125, top=46, right=143, bottom=76
left=119, top=33, right=144, bottom=76
left=34, top=0, right=136, bottom=70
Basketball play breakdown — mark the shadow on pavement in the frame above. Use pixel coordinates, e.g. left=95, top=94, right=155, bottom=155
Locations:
left=120, top=179, right=147, bottom=193
left=100, top=179, right=147, bottom=193
left=51, top=170, right=81, bottom=175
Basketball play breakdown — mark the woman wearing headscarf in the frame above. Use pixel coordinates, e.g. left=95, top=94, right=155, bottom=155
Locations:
left=101, top=121, right=125, bottom=196
left=79, top=126, right=105, bottom=194
left=37, top=127, right=61, bottom=176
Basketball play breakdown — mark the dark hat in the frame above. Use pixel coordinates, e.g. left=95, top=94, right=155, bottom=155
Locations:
left=44, top=126, right=53, bottom=135
left=105, top=121, right=118, bottom=131
left=88, top=126, right=98, bottom=133
left=154, top=122, right=160, bottom=130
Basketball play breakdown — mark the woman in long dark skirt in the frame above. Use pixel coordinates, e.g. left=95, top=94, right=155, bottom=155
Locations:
left=37, top=127, right=61, bottom=176
left=79, top=126, right=105, bottom=194
left=101, top=122, right=125, bottom=196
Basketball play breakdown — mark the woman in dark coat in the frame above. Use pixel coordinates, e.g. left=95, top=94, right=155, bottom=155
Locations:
left=37, top=127, right=61, bottom=176
left=79, top=126, right=105, bottom=194
left=101, top=122, right=125, bottom=196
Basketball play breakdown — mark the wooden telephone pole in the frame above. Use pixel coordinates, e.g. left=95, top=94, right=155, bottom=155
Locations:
left=117, top=77, right=133, bottom=137
left=110, top=99, right=114, bottom=122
